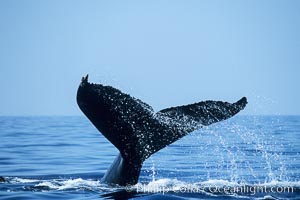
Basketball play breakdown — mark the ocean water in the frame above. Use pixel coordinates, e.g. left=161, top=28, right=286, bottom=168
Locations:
left=0, top=116, right=299, bottom=200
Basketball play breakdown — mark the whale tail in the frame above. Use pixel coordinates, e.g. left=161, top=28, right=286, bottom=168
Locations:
left=77, top=75, right=247, bottom=185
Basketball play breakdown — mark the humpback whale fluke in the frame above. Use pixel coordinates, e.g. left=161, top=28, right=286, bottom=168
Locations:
left=76, top=75, right=247, bottom=186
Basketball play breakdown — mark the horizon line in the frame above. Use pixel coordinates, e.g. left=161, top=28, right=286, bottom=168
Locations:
left=0, top=114, right=300, bottom=117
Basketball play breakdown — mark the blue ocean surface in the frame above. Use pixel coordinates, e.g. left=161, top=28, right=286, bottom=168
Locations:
left=0, top=116, right=299, bottom=199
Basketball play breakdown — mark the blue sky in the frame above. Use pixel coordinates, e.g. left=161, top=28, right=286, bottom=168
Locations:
left=0, top=0, right=299, bottom=115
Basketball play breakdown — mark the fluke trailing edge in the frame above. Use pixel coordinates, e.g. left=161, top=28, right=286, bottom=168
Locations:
left=76, top=75, right=247, bottom=186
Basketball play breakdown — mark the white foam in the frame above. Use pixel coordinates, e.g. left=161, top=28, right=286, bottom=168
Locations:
left=147, top=178, right=184, bottom=187
left=60, top=178, right=101, bottom=190
left=36, top=181, right=59, bottom=189
left=11, top=177, right=40, bottom=183
left=258, top=195, right=277, bottom=200
left=8, top=177, right=300, bottom=194
left=35, top=178, right=102, bottom=190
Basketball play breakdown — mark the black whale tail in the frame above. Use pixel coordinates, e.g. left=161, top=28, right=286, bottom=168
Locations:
left=77, top=75, right=247, bottom=185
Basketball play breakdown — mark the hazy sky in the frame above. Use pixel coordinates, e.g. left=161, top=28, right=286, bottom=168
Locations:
left=0, top=0, right=299, bottom=115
